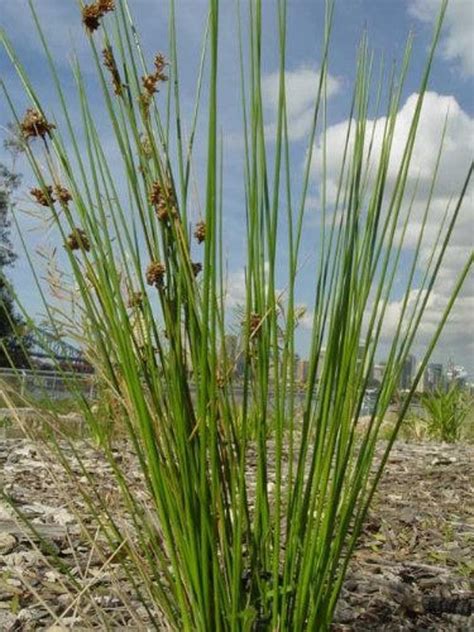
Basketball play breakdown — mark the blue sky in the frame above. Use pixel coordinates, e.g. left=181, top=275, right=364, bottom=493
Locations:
left=0, top=0, right=473, bottom=376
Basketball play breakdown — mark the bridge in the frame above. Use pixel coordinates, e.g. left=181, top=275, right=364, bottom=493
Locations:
left=29, top=327, right=93, bottom=373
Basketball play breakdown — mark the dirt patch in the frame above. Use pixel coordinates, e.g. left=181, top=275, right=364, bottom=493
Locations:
left=334, top=442, right=473, bottom=630
left=0, top=439, right=472, bottom=630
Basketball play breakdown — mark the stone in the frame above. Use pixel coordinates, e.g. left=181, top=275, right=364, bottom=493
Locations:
left=333, top=599, right=355, bottom=624
left=0, top=533, right=17, bottom=554
left=0, top=610, right=17, bottom=629
left=47, top=616, right=82, bottom=630
left=3, top=550, right=42, bottom=569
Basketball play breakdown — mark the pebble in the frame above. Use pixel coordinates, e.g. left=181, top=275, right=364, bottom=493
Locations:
left=0, top=611, right=17, bottom=629
left=0, top=533, right=17, bottom=555
left=333, top=598, right=354, bottom=623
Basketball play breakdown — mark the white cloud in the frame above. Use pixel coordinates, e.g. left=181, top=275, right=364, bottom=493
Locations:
left=374, top=285, right=474, bottom=371
left=295, top=304, right=314, bottom=330
left=311, top=90, right=473, bottom=372
left=223, top=262, right=280, bottom=310
left=312, top=92, right=473, bottom=203
left=223, top=269, right=248, bottom=308
left=262, top=65, right=341, bottom=141
left=408, top=0, right=474, bottom=77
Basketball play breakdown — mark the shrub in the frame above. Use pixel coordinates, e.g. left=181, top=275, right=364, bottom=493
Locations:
left=422, top=385, right=472, bottom=443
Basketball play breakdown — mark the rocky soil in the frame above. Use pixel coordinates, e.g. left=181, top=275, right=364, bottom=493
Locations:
left=335, top=442, right=473, bottom=631
left=0, top=438, right=472, bottom=631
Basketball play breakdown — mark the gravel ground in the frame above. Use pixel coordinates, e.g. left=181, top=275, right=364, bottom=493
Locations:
left=0, top=437, right=472, bottom=630
left=334, top=441, right=473, bottom=630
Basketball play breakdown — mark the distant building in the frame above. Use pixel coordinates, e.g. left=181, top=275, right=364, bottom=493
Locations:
left=372, top=363, right=386, bottom=386
left=446, top=361, right=467, bottom=388
left=399, top=354, right=416, bottom=390
left=295, top=357, right=310, bottom=383
left=423, top=363, right=443, bottom=393
left=313, top=343, right=367, bottom=384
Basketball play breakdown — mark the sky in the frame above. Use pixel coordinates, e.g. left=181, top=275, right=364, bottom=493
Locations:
left=0, top=0, right=473, bottom=376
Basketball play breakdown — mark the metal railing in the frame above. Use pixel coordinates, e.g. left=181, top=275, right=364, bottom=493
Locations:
left=0, top=368, right=97, bottom=401
left=0, top=367, right=379, bottom=413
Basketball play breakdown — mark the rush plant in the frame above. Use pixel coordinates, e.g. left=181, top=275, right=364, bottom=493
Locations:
left=422, top=385, right=472, bottom=443
left=1, top=0, right=472, bottom=629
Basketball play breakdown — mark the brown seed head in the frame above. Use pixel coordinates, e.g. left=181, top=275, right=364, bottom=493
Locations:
left=55, top=185, right=72, bottom=205
left=102, top=46, right=123, bottom=96
left=140, top=53, right=168, bottom=104
left=82, top=4, right=102, bottom=32
left=149, top=181, right=176, bottom=222
left=140, top=135, right=153, bottom=159
left=156, top=205, right=169, bottom=222
left=191, top=262, right=202, bottom=277
left=98, top=0, right=115, bottom=11
left=159, top=194, right=176, bottom=221
left=148, top=181, right=163, bottom=207
left=249, top=313, right=262, bottom=336
left=66, top=228, right=90, bottom=252
left=153, top=53, right=168, bottom=82
left=138, top=92, right=152, bottom=116
left=20, top=109, right=56, bottom=141
left=194, top=220, right=206, bottom=244
left=127, top=291, right=144, bottom=309
left=216, top=371, right=226, bottom=389
left=142, top=74, right=159, bottom=97
left=82, top=1, right=114, bottom=33
left=146, top=261, right=166, bottom=287
left=30, top=186, right=55, bottom=207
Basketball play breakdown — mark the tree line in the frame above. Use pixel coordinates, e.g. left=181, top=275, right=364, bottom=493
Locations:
left=0, top=129, right=31, bottom=368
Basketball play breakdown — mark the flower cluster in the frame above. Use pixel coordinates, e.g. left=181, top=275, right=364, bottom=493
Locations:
left=102, top=45, right=123, bottom=96
left=140, top=135, right=153, bottom=160
left=140, top=54, right=168, bottom=114
left=127, top=291, right=144, bottom=309
left=30, top=186, right=54, bottom=207
left=66, top=228, right=90, bottom=252
left=142, top=54, right=168, bottom=96
left=216, top=371, right=227, bottom=389
left=82, top=0, right=115, bottom=33
left=149, top=180, right=176, bottom=222
left=249, top=313, right=262, bottom=336
left=191, top=262, right=202, bottom=277
left=30, top=184, right=72, bottom=207
left=146, top=261, right=166, bottom=288
left=193, top=220, right=206, bottom=244
left=20, top=109, right=56, bottom=141
left=55, top=185, right=73, bottom=205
